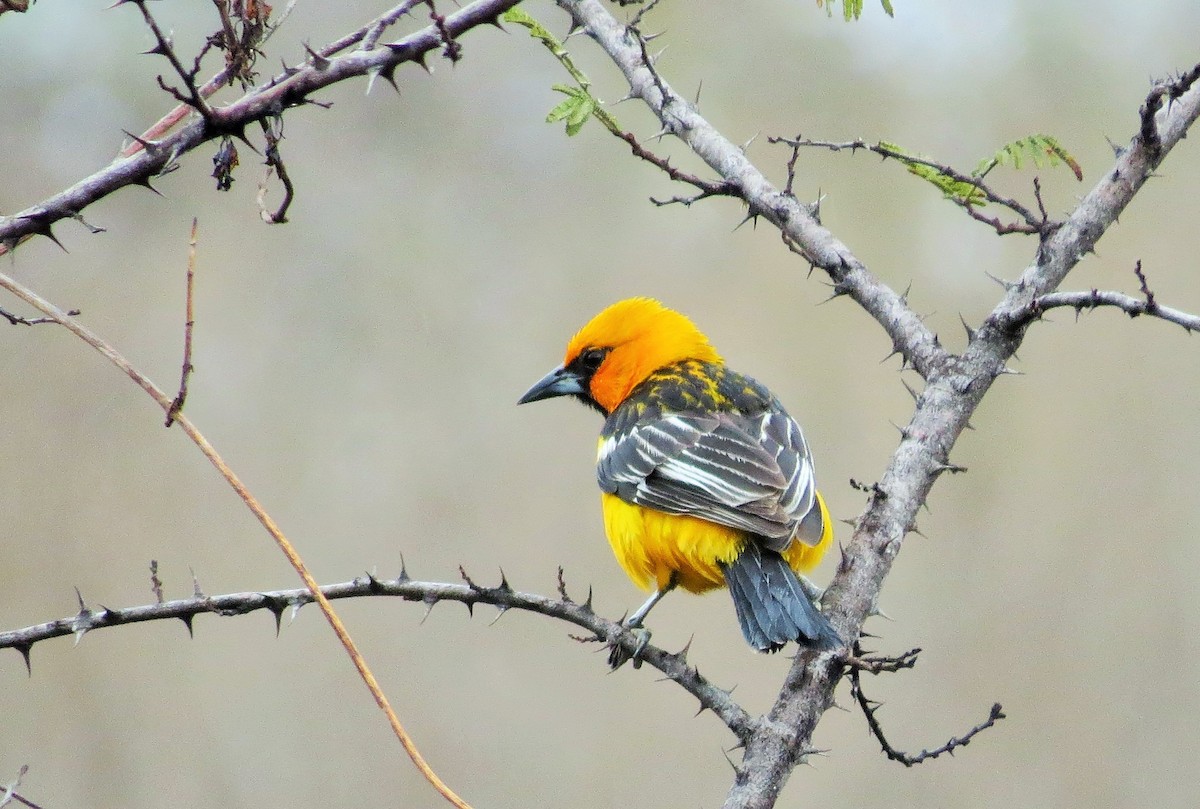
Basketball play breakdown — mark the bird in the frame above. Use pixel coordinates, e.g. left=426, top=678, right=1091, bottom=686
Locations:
left=518, top=297, right=840, bottom=656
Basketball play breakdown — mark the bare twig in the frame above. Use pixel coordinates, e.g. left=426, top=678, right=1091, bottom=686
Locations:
left=166, top=219, right=198, bottom=427
left=1031, top=289, right=1200, bottom=332
left=781, top=137, right=803, bottom=199
left=849, top=666, right=1005, bottom=767
left=844, top=646, right=920, bottom=674
left=427, top=0, right=463, bottom=62
left=0, top=271, right=474, bottom=809
left=844, top=644, right=1003, bottom=764
left=120, top=70, right=234, bottom=159
left=257, top=115, right=295, bottom=223
left=618, top=130, right=736, bottom=203
left=135, top=2, right=217, bottom=120
left=0, top=306, right=80, bottom=326
left=1132, top=258, right=1156, bottom=309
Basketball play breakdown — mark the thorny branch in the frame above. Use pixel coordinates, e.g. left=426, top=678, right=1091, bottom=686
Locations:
left=553, top=1, right=1200, bottom=806
left=0, top=306, right=80, bottom=326
left=1012, top=259, right=1200, bottom=332
left=1032, top=289, right=1200, bottom=332
left=850, top=664, right=1006, bottom=768
left=0, top=0, right=526, bottom=257
left=0, top=569, right=755, bottom=741
left=843, top=644, right=1005, bottom=767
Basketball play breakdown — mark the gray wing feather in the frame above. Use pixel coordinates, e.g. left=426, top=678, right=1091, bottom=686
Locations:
left=598, top=410, right=822, bottom=548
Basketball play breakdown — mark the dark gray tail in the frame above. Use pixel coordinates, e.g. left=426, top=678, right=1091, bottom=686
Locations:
left=720, top=541, right=841, bottom=652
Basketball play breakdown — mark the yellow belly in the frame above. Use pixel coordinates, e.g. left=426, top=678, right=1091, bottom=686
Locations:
left=599, top=492, right=833, bottom=594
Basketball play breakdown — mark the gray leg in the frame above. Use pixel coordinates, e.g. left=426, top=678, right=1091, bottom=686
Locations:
left=609, top=575, right=678, bottom=669
left=627, top=573, right=678, bottom=628
left=628, top=582, right=674, bottom=628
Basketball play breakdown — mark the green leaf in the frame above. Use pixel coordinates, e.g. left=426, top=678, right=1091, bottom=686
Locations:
left=502, top=8, right=562, bottom=54
left=975, top=134, right=1083, bottom=181
left=507, top=9, right=621, bottom=137
left=880, top=141, right=987, bottom=205
left=546, top=85, right=595, bottom=136
left=880, top=0, right=895, bottom=16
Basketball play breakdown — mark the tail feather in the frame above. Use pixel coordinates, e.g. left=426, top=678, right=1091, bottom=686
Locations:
left=720, top=541, right=841, bottom=652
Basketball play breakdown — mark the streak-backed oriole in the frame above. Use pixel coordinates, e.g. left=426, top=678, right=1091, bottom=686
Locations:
left=519, top=298, right=840, bottom=652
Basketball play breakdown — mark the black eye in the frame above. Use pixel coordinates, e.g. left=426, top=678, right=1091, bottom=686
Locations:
left=579, top=348, right=608, bottom=372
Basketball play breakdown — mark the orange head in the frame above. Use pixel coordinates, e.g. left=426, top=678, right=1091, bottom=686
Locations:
left=518, top=297, right=722, bottom=414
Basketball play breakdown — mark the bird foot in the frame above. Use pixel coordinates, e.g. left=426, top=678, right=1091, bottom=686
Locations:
left=607, top=623, right=652, bottom=670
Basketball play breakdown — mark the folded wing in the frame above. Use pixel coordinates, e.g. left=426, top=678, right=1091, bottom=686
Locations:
left=597, top=409, right=823, bottom=550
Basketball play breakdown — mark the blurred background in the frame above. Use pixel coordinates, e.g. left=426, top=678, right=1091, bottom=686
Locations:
left=2, top=1, right=1199, bottom=806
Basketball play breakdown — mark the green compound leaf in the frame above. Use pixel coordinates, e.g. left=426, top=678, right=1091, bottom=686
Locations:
left=502, top=8, right=566, bottom=57
left=505, top=8, right=617, bottom=136
left=546, top=85, right=596, bottom=136
left=975, top=134, right=1083, bottom=181
left=878, top=141, right=988, bottom=206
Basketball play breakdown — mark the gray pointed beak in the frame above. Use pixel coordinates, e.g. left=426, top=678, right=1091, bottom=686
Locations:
left=518, top=364, right=587, bottom=404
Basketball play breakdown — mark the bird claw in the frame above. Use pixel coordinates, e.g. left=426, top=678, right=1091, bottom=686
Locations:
left=607, top=624, right=652, bottom=670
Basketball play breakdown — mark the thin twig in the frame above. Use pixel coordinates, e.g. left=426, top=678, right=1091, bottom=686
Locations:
left=135, top=2, right=216, bottom=119
left=1031, top=289, right=1200, bottom=332
left=850, top=665, right=1005, bottom=766
left=626, top=0, right=663, bottom=29
left=166, top=219, right=198, bottom=427
left=427, top=0, right=463, bottom=61
left=510, top=8, right=732, bottom=202
left=844, top=646, right=921, bottom=674
left=0, top=271, right=474, bottom=809
left=120, top=71, right=234, bottom=159
left=257, top=116, right=295, bottom=223
left=1132, top=258, right=1156, bottom=309
left=0, top=306, right=80, bottom=326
